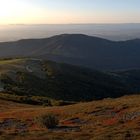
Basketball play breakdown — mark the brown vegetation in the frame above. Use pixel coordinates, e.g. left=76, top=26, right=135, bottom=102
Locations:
left=0, top=95, right=140, bottom=140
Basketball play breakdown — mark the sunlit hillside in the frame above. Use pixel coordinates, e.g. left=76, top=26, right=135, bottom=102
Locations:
left=0, top=95, right=140, bottom=140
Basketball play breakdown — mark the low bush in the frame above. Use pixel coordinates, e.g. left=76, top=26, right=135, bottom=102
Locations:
left=35, top=114, right=59, bottom=129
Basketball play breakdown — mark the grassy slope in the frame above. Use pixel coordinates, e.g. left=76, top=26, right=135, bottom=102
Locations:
left=0, top=95, right=140, bottom=140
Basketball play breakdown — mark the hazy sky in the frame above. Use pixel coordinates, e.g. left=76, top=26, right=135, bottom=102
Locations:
left=0, top=0, right=140, bottom=24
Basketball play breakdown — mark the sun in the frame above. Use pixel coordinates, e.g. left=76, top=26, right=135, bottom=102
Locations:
left=0, top=0, right=20, bottom=17
left=0, top=0, right=46, bottom=24
left=0, top=0, right=29, bottom=25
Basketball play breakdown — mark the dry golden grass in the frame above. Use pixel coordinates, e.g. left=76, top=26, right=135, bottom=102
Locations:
left=0, top=95, right=140, bottom=140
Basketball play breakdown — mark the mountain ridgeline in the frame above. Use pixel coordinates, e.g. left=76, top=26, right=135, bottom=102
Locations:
left=0, top=34, right=140, bottom=70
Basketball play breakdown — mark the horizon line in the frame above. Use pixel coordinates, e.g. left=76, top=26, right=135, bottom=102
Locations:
left=1, top=23, right=140, bottom=26
left=0, top=33, right=140, bottom=43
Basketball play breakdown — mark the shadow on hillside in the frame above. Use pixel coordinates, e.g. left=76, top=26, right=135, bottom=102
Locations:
left=50, top=125, right=81, bottom=132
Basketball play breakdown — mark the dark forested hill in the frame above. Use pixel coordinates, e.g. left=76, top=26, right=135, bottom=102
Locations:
left=0, top=58, right=140, bottom=103
left=0, top=34, right=140, bottom=70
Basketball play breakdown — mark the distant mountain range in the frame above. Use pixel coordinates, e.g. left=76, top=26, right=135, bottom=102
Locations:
left=0, top=34, right=140, bottom=70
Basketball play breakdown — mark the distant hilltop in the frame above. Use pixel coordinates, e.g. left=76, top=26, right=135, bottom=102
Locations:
left=0, top=34, right=140, bottom=70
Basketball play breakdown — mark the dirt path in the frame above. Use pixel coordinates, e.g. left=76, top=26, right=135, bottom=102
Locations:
left=26, top=66, right=33, bottom=73
left=25, top=60, right=46, bottom=79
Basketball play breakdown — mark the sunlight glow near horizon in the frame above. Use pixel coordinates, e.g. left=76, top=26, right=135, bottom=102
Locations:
left=0, top=0, right=45, bottom=24
left=0, top=0, right=140, bottom=24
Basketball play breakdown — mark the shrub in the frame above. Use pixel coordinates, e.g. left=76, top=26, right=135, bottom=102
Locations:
left=35, top=114, right=59, bottom=129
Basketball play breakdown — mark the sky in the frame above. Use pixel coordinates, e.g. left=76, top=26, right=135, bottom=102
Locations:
left=0, top=0, right=140, bottom=24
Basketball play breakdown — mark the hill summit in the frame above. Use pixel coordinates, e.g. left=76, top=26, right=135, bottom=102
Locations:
left=0, top=34, right=140, bottom=70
